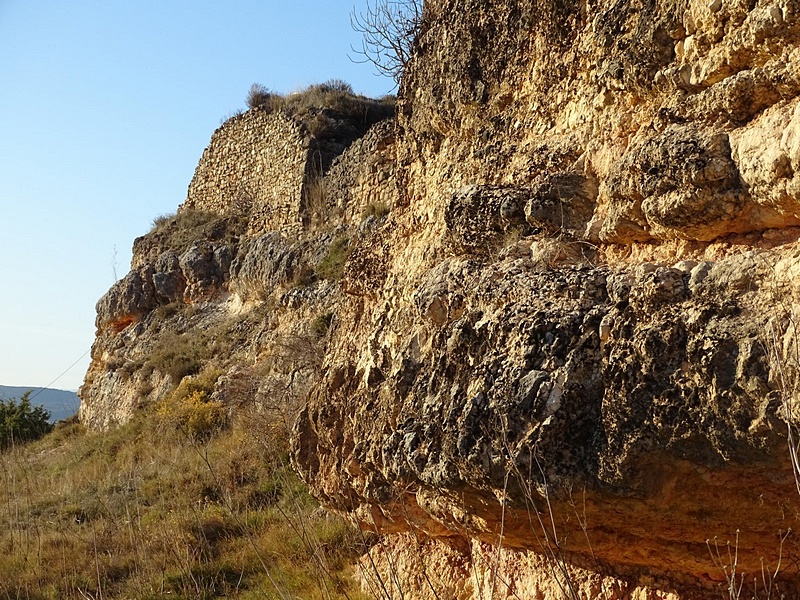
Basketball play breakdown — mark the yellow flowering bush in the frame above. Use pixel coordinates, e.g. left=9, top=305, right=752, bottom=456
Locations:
left=158, top=370, right=226, bottom=440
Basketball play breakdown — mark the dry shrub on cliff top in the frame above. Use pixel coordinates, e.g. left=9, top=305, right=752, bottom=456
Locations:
left=246, top=83, right=278, bottom=110
left=0, top=407, right=368, bottom=599
left=244, top=80, right=395, bottom=134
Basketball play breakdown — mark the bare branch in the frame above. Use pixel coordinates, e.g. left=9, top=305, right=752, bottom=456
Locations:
left=350, top=0, right=424, bottom=84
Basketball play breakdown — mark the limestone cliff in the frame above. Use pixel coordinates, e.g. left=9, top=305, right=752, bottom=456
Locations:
left=79, top=94, right=396, bottom=430
left=81, top=2, right=800, bottom=598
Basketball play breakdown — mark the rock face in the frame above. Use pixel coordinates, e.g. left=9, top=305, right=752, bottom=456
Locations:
left=291, top=0, right=800, bottom=597
left=79, top=95, right=397, bottom=431
left=80, top=1, right=800, bottom=597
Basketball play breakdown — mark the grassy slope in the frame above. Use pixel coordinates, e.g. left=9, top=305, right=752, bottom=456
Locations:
left=0, top=409, right=370, bottom=600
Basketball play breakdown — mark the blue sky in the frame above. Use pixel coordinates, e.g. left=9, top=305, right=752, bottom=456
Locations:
left=0, top=1, right=393, bottom=391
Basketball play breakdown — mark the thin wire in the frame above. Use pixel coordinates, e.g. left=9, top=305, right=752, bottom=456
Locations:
left=28, top=348, right=91, bottom=401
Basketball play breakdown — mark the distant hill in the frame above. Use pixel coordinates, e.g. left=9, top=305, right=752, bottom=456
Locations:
left=0, top=386, right=79, bottom=423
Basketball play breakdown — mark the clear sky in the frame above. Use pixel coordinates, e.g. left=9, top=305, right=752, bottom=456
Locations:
left=0, top=1, right=394, bottom=391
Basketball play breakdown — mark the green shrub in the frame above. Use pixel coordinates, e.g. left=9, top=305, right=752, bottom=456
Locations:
left=145, top=331, right=208, bottom=383
left=0, top=392, right=53, bottom=449
left=171, top=366, right=223, bottom=400
left=154, top=301, right=181, bottom=320
left=158, top=390, right=226, bottom=440
left=316, top=236, right=352, bottom=280
left=145, top=317, right=242, bottom=386
left=158, top=368, right=226, bottom=440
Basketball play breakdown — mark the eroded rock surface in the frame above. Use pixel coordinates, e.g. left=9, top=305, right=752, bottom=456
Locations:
left=291, top=0, right=800, bottom=597
left=81, top=0, right=800, bottom=597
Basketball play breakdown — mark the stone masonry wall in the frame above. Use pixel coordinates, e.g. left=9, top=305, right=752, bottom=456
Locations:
left=183, top=109, right=310, bottom=237
left=322, top=119, right=397, bottom=227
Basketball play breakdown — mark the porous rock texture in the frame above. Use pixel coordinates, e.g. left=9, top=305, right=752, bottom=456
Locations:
left=291, top=0, right=800, bottom=597
left=80, top=0, right=800, bottom=597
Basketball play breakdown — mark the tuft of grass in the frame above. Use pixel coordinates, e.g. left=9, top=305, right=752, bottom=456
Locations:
left=304, top=173, right=329, bottom=227
left=311, top=312, right=334, bottom=338
left=361, top=202, right=391, bottom=221
left=151, top=212, right=174, bottom=230
left=143, top=209, right=247, bottom=263
left=316, top=236, right=353, bottom=281
left=149, top=209, right=217, bottom=235
left=145, top=330, right=209, bottom=383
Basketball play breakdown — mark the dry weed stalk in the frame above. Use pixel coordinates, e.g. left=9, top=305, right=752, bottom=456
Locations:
left=498, top=427, right=582, bottom=600
left=705, top=528, right=789, bottom=600
left=766, top=305, right=800, bottom=497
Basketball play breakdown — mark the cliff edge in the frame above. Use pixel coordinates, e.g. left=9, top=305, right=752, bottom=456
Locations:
left=81, top=2, right=800, bottom=598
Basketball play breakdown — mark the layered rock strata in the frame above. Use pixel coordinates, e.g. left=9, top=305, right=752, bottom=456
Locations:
left=80, top=0, right=800, bottom=596
left=292, top=0, right=800, bottom=596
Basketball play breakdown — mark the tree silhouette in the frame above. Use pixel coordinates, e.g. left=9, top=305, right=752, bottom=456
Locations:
left=0, top=391, right=52, bottom=448
left=350, top=0, right=424, bottom=84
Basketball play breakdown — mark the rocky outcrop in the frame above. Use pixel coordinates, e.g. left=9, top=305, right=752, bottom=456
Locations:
left=296, top=243, right=800, bottom=596
left=290, top=0, right=800, bottom=597
left=79, top=102, right=397, bottom=430
left=80, top=0, right=800, bottom=597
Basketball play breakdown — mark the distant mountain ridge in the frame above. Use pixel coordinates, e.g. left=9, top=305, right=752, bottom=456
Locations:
left=0, top=386, right=79, bottom=423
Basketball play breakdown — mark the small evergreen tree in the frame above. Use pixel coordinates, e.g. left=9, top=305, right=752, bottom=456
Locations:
left=0, top=392, right=53, bottom=449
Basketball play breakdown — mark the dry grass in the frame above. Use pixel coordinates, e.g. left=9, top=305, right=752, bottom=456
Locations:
left=0, top=407, right=369, bottom=599
left=149, top=209, right=217, bottom=235
left=361, top=202, right=390, bottom=221
left=245, top=81, right=395, bottom=135
left=305, top=173, right=331, bottom=229
left=145, top=209, right=247, bottom=259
